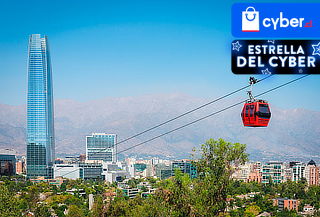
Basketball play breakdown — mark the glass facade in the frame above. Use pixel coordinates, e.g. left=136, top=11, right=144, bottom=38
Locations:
left=80, top=163, right=103, bottom=180
left=27, top=34, right=55, bottom=178
left=0, top=154, right=16, bottom=176
left=53, top=163, right=103, bottom=180
left=261, top=162, right=285, bottom=184
left=155, top=164, right=172, bottom=180
left=86, top=133, right=117, bottom=162
left=171, top=161, right=197, bottom=179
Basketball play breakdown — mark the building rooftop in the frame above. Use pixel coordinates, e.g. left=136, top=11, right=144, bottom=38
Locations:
left=307, top=160, right=316, bottom=166
left=0, top=148, right=16, bottom=155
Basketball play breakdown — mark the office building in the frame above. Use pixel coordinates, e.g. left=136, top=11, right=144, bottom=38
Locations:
left=54, top=163, right=103, bottom=180
left=30, top=176, right=64, bottom=186
left=247, top=170, right=262, bottom=183
left=122, top=188, right=140, bottom=199
left=284, top=164, right=293, bottom=181
left=305, top=160, right=319, bottom=186
left=80, top=162, right=103, bottom=180
left=27, top=34, right=55, bottom=178
left=86, top=133, right=117, bottom=162
left=291, top=162, right=306, bottom=182
left=54, top=164, right=81, bottom=180
left=16, top=161, right=25, bottom=174
left=171, top=160, right=197, bottom=179
left=261, top=161, right=285, bottom=184
left=102, top=161, right=129, bottom=183
left=232, top=162, right=252, bottom=182
left=273, top=198, right=300, bottom=211
left=79, top=154, right=86, bottom=162
left=0, top=149, right=16, bottom=176
left=155, top=163, right=172, bottom=180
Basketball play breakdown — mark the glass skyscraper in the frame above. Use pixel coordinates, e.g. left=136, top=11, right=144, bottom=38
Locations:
left=86, top=133, right=117, bottom=162
left=27, top=34, right=55, bottom=178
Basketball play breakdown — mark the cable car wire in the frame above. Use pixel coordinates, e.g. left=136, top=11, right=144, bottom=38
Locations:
left=78, top=74, right=274, bottom=163
left=112, top=75, right=273, bottom=147
left=55, top=74, right=273, bottom=174
left=56, top=74, right=309, bottom=178
left=116, top=74, right=309, bottom=154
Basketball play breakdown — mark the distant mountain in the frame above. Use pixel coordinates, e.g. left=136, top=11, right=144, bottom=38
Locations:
left=0, top=93, right=319, bottom=162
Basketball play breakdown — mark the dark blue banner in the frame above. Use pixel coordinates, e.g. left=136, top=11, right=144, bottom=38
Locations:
left=232, top=40, right=320, bottom=74
left=232, top=3, right=320, bottom=38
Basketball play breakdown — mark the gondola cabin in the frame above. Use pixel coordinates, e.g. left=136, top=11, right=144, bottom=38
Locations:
left=241, top=100, right=271, bottom=127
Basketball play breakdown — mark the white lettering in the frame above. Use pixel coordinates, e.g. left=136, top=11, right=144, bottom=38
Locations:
left=279, top=12, right=289, bottom=28
left=262, top=12, right=306, bottom=30
left=288, top=56, right=297, bottom=67
left=297, top=46, right=304, bottom=55
left=308, top=56, right=316, bottom=67
left=263, top=18, right=271, bottom=27
left=237, top=56, right=247, bottom=67
left=269, top=56, right=278, bottom=67
left=248, top=56, right=256, bottom=67
left=290, top=18, right=299, bottom=27
left=271, top=17, right=279, bottom=30
left=278, top=56, right=288, bottom=67
left=248, top=45, right=255, bottom=55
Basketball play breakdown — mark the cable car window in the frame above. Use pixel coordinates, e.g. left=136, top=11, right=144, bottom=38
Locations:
left=245, top=105, right=249, bottom=117
left=250, top=105, right=254, bottom=117
left=259, top=104, right=270, bottom=113
left=257, top=104, right=271, bottom=118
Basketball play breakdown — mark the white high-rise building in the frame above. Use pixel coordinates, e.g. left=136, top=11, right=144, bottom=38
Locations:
left=291, top=162, right=306, bottom=182
left=86, top=133, right=117, bottom=162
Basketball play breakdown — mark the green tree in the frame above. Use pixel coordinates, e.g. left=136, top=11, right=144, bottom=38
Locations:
left=105, top=196, right=131, bottom=216
left=244, top=205, right=261, bottom=217
left=278, top=180, right=306, bottom=199
left=91, top=195, right=104, bottom=217
left=157, top=169, right=193, bottom=216
left=230, top=207, right=245, bottom=217
left=275, top=209, right=299, bottom=217
left=140, top=185, right=148, bottom=192
left=127, top=178, right=139, bottom=188
left=66, top=205, right=84, bottom=217
left=34, top=203, right=51, bottom=217
left=305, top=185, right=320, bottom=209
left=193, top=138, right=248, bottom=215
left=253, top=194, right=276, bottom=213
left=25, top=184, right=40, bottom=208
left=60, top=181, right=67, bottom=192
left=126, top=196, right=170, bottom=217
left=0, top=185, right=20, bottom=217
left=105, top=138, right=249, bottom=217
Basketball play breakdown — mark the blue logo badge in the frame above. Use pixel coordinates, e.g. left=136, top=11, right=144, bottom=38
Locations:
left=232, top=3, right=320, bottom=38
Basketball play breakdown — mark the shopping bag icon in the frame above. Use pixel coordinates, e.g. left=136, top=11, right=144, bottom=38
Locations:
left=242, top=7, right=259, bottom=32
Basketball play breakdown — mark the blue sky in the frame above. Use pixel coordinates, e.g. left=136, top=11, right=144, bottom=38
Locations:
left=0, top=0, right=319, bottom=110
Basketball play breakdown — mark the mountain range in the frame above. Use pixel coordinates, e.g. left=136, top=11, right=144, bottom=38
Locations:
left=0, top=93, right=319, bottom=162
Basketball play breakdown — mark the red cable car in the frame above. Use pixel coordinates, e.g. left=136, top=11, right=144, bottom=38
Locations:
left=241, top=77, right=271, bottom=127
left=241, top=100, right=271, bottom=127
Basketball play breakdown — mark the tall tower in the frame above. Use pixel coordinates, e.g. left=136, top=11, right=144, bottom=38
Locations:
left=27, top=34, right=55, bottom=178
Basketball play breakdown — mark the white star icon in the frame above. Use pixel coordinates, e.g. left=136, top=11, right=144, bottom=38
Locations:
left=261, top=68, right=272, bottom=75
left=312, top=42, right=320, bottom=56
left=232, top=41, right=242, bottom=52
left=267, top=40, right=275, bottom=44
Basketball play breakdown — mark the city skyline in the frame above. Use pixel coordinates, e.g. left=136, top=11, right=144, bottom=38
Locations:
left=0, top=1, right=319, bottom=216
left=27, top=34, right=55, bottom=178
left=0, top=2, right=318, bottom=170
